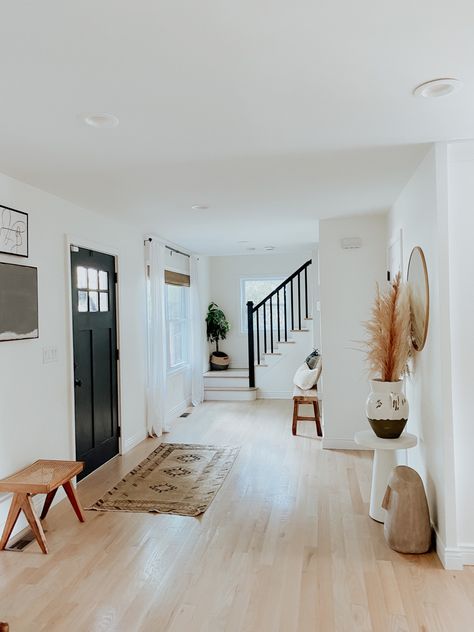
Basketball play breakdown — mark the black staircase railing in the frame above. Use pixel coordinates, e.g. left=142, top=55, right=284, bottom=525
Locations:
left=247, top=259, right=312, bottom=388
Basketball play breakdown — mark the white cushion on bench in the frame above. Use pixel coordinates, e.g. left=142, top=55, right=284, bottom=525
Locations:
left=293, top=357, right=322, bottom=390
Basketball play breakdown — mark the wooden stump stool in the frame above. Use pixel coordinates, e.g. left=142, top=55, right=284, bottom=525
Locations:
left=382, top=465, right=431, bottom=554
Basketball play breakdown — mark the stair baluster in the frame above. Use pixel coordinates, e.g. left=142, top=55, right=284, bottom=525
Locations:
left=269, top=297, right=274, bottom=353
left=297, top=272, right=302, bottom=330
left=256, top=309, right=260, bottom=365
left=304, top=265, right=309, bottom=319
left=263, top=300, right=267, bottom=355
left=277, top=290, right=281, bottom=342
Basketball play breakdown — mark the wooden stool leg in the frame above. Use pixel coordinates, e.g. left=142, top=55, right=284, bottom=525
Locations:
left=0, top=493, right=23, bottom=550
left=21, top=494, right=48, bottom=554
left=40, top=488, right=58, bottom=520
left=313, top=401, right=322, bottom=437
left=63, top=481, right=86, bottom=523
left=292, top=400, right=299, bottom=436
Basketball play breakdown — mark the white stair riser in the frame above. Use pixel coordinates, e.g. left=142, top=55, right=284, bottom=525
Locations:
left=204, top=376, right=249, bottom=388
left=204, top=389, right=257, bottom=401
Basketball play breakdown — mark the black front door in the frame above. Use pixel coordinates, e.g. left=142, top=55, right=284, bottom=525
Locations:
left=71, top=247, right=119, bottom=479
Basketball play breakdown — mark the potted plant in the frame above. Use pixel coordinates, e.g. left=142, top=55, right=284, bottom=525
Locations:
left=206, top=302, right=231, bottom=370
left=363, top=273, right=412, bottom=438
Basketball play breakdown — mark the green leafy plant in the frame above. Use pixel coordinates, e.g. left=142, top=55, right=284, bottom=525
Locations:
left=206, top=302, right=230, bottom=353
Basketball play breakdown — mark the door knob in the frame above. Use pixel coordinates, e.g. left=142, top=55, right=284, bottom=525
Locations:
left=74, top=378, right=82, bottom=387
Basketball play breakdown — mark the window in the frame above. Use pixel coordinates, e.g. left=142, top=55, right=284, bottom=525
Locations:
left=165, top=283, right=189, bottom=370
left=76, top=266, right=110, bottom=313
left=240, top=276, right=285, bottom=332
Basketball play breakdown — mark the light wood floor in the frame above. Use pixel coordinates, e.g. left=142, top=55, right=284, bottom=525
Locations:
left=1, top=400, right=473, bottom=631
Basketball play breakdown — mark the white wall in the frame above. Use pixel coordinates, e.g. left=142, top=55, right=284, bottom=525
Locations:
left=208, top=252, right=315, bottom=368
left=0, top=170, right=148, bottom=535
left=447, top=141, right=474, bottom=563
left=388, top=145, right=458, bottom=567
left=319, top=214, right=387, bottom=449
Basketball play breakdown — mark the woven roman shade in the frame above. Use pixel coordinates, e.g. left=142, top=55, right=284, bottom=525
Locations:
left=164, top=270, right=190, bottom=287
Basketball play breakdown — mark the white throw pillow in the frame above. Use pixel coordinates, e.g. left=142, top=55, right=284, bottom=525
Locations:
left=293, top=361, right=319, bottom=390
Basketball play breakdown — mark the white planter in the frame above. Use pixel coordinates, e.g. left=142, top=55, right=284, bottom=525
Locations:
left=366, top=380, right=409, bottom=439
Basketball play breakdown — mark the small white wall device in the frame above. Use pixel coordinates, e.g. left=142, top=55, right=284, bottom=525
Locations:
left=341, top=237, right=362, bottom=249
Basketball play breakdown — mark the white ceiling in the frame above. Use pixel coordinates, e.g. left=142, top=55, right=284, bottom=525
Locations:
left=1, top=1, right=473, bottom=254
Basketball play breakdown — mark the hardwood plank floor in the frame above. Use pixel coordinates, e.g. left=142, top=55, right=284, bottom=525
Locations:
left=1, top=400, right=473, bottom=631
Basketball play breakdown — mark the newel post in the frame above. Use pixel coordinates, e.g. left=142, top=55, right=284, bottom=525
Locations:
left=247, top=301, right=255, bottom=388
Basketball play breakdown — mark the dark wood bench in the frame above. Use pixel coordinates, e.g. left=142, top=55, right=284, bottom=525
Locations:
left=292, top=386, right=322, bottom=437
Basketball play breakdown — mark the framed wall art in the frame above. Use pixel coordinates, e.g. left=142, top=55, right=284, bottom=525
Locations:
left=0, top=262, right=38, bottom=341
left=0, top=204, right=29, bottom=257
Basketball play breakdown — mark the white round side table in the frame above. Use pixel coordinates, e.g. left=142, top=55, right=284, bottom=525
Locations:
left=354, top=430, right=417, bottom=523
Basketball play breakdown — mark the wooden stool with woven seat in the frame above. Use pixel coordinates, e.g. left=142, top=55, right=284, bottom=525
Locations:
left=292, top=386, right=322, bottom=437
left=0, top=459, right=85, bottom=554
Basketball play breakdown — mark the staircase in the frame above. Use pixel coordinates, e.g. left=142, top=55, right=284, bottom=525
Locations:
left=203, top=369, right=256, bottom=400
left=247, top=259, right=312, bottom=387
left=204, top=260, right=313, bottom=401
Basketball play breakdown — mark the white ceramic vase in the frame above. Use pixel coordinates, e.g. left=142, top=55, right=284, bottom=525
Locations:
left=366, top=380, right=409, bottom=439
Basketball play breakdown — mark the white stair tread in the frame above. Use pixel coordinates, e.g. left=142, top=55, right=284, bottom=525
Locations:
left=290, top=328, right=310, bottom=332
left=203, top=369, right=249, bottom=378
left=204, top=386, right=257, bottom=392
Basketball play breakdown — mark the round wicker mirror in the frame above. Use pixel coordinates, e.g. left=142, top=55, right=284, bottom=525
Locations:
left=407, top=246, right=429, bottom=351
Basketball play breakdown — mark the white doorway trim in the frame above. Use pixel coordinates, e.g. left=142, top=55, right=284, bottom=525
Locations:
left=387, top=228, right=403, bottom=281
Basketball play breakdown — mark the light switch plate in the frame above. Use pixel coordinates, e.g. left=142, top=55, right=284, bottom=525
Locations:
left=42, top=346, right=58, bottom=364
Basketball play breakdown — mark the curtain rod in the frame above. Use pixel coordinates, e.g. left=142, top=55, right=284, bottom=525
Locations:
left=144, top=238, right=191, bottom=259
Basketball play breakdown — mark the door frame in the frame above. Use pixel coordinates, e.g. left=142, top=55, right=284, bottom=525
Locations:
left=65, top=235, right=123, bottom=466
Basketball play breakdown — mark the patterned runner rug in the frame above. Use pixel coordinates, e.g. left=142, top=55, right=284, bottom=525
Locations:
left=87, top=443, right=239, bottom=516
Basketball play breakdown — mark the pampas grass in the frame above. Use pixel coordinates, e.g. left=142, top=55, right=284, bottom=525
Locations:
left=364, top=273, right=411, bottom=382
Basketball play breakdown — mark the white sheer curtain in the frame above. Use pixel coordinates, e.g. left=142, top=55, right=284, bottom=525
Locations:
left=190, top=255, right=204, bottom=406
left=145, top=239, right=170, bottom=436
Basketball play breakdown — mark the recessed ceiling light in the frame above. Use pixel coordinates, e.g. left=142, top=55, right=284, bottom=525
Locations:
left=82, top=113, right=119, bottom=128
left=264, top=246, right=275, bottom=251
left=191, top=204, right=209, bottom=210
left=413, top=78, right=463, bottom=98
left=238, top=240, right=249, bottom=244
left=246, top=247, right=256, bottom=251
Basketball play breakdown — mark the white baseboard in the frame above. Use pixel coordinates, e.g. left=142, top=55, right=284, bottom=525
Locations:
left=166, top=398, right=192, bottom=423
left=257, top=390, right=292, bottom=399
left=123, top=430, right=148, bottom=453
left=459, top=544, right=474, bottom=566
left=435, top=529, right=464, bottom=570
left=322, top=438, right=372, bottom=450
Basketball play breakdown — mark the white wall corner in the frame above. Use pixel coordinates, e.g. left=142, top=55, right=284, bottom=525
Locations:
left=459, top=545, right=474, bottom=567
